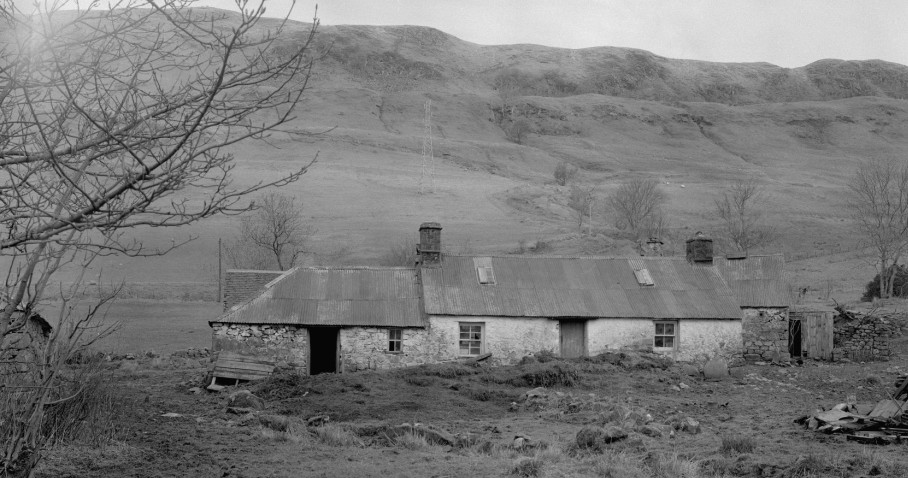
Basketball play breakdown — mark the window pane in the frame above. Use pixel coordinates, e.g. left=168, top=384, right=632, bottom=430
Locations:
left=655, top=323, right=664, bottom=334
left=664, top=337, right=674, bottom=348
left=654, top=337, right=664, bottom=347
left=664, top=324, right=675, bottom=335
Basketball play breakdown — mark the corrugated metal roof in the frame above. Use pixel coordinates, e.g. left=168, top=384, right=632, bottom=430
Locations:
left=713, top=255, right=788, bottom=307
left=421, top=255, right=741, bottom=319
left=213, top=267, right=425, bottom=327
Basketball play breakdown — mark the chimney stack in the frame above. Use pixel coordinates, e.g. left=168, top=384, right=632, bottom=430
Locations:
left=685, top=231, right=713, bottom=264
left=417, top=222, right=442, bottom=266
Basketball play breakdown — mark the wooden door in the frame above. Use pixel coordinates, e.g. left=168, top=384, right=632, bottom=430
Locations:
left=792, top=311, right=833, bottom=360
left=560, top=320, right=586, bottom=358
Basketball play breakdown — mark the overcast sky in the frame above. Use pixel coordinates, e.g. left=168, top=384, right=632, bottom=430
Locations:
left=192, top=0, right=905, bottom=68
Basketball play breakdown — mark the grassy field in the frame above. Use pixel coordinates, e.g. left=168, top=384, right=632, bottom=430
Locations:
left=42, top=300, right=222, bottom=355
left=34, top=347, right=908, bottom=478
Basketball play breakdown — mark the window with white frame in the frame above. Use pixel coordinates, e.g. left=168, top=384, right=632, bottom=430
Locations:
left=388, top=329, right=402, bottom=352
left=654, top=321, right=677, bottom=348
left=459, top=323, right=484, bottom=356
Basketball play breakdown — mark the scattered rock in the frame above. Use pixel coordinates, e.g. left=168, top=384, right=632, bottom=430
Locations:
left=679, top=382, right=690, bottom=390
left=729, top=367, right=747, bottom=379
left=227, top=390, right=265, bottom=410
left=188, top=387, right=203, bottom=395
left=672, top=417, right=701, bottom=434
left=682, top=364, right=700, bottom=377
left=226, top=407, right=256, bottom=415
left=670, top=385, right=681, bottom=392
left=306, top=414, right=330, bottom=427
left=522, top=387, right=548, bottom=401
left=576, top=426, right=628, bottom=451
left=512, top=435, right=530, bottom=448
left=161, top=412, right=182, bottom=418
left=704, top=358, right=729, bottom=380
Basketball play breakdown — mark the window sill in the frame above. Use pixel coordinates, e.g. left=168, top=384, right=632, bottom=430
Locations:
left=384, top=351, right=403, bottom=355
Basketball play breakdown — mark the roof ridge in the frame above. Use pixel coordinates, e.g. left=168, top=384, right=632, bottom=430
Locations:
left=443, top=254, right=690, bottom=261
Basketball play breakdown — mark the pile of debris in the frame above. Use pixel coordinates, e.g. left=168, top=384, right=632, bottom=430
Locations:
left=797, top=374, right=908, bottom=444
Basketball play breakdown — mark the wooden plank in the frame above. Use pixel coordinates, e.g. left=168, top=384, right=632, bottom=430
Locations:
left=215, top=352, right=276, bottom=366
left=868, top=400, right=906, bottom=419
left=215, top=360, right=275, bottom=372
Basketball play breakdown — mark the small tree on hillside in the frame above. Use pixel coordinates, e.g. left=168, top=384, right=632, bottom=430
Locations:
left=847, top=157, right=908, bottom=299
left=225, top=193, right=316, bottom=271
left=568, top=185, right=596, bottom=234
left=713, top=179, right=779, bottom=254
left=554, top=161, right=578, bottom=186
left=607, top=178, right=666, bottom=238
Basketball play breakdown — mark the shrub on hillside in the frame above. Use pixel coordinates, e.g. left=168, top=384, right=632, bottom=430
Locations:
left=554, top=161, right=578, bottom=186
left=861, top=264, right=908, bottom=301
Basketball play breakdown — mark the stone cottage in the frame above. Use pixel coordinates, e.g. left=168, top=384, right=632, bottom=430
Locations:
left=212, top=223, right=751, bottom=373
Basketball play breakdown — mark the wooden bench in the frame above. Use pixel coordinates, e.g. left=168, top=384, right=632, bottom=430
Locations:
left=209, top=351, right=276, bottom=386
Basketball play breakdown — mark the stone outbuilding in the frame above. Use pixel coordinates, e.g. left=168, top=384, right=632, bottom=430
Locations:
left=212, top=267, right=428, bottom=374
left=712, top=253, right=789, bottom=362
left=212, top=223, right=753, bottom=373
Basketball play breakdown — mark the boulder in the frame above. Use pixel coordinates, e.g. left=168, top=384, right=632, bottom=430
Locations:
left=227, top=390, right=265, bottom=410
left=703, top=358, right=729, bottom=380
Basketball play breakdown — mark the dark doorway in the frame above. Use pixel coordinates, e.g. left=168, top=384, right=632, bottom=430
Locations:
left=788, top=319, right=802, bottom=358
left=309, top=327, right=339, bottom=374
left=559, top=320, right=586, bottom=358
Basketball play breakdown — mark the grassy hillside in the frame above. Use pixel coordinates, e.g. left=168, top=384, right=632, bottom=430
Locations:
left=35, top=9, right=908, bottom=303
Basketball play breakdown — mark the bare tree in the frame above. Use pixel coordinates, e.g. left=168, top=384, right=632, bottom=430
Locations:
left=607, top=178, right=666, bottom=237
left=568, top=185, right=595, bottom=234
left=378, top=235, right=418, bottom=267
left=713, top=179, right=779, bottom=254
left=1, top=1, right=320, bottom=474
left=847, top=157, right=908, bottom=299
left=225, top=193, right=316, bottom=271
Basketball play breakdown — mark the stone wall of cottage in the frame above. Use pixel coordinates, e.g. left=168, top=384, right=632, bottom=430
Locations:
left=833, top=312, right=901, bottom=361
left=741, top=307, right=789, bottom=362
left=1, top=318, right=49, bottom=376
left=587, top=318, right=743, bottom=362
left=426, top=316, right=559, bottom=365
left=211, top=323, right=309, bottom=371
left=340, top=327, right=437, bottom=372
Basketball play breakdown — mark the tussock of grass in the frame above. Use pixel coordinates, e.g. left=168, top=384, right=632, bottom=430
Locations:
left=720, top=435, right=755, bottom=454
left=651, top=454, right=702, bottom=478
left=510, top=456, right=544, bottom=477
left=588, top=451, right=651, bottom=478
left=313, top=424, right=363, bottom=447
left=391, top=431, right=431, bottom=450
left=396, top=363, right=480, bottom=379
left=789, top=454, right=827, bottom=477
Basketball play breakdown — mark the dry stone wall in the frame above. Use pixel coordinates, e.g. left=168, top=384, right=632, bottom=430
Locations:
left=211, top=323, right=309, bottom=371
left=1, top=317, right=50, bottom=376
left=741, top=307, right=789, bottom=362
left=833, top=312, right=901, bottom=361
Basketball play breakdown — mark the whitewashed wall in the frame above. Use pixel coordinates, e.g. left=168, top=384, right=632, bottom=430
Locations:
left=587, top=318, right=742, bottom=362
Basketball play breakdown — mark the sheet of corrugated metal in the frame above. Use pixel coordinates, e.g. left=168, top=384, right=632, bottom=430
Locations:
left=214, top=267, right=425, bottom=327
left=713, top=255, right=787, bottom=307
left=420, top=256, right=741, bottom=319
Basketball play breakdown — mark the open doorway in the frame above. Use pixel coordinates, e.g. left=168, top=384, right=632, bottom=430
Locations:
left=309, top=327, right=339, bottom=374
left=788, top=319, right=802, bottom=358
